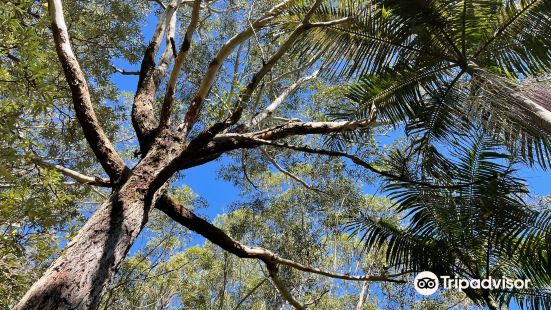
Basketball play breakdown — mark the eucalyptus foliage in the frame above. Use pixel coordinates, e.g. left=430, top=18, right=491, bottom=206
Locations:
left=2, top=0, right=551, bottom=309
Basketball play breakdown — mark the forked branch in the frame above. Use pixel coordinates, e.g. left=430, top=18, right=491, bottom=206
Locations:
left=177, top=0, right=293, bottom=137
left=194, top=2, right=356, bottom=141
left=159, top=0, right=202, bottom=128
left=133, top=0, right=182, bottom=148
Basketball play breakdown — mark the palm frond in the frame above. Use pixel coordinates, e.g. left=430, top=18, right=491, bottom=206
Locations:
left=498, top=287, right=551, bottom=310
left=348, top=129, right=545, bottom=281
left=475, top=0, right=551, bottom=78
left=287, top=0, right=447, bottom=78
left=405, top=71, right=469, bottom=145
left=345, top=214, right=452, bottom=273
left=467, top=68, right=551, bottom=168
left=375, top=0, right=465, bottom=60
left=331, top=62, right=456, bottom=123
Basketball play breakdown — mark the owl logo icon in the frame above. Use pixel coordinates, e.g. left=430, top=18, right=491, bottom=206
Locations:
left=414, top=271, right=439, bottom=295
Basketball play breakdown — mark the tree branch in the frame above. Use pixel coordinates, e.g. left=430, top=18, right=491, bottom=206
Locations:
left=177, top=0, right=293, bottom=137
left=112, top=67, right=140, bottom=75
left=241, top=150, right=260, bottom=190
left=232, top=278, right=267, bottom=310
left=149, top=0, right=167, bottom=9
left=238, top=118, right=377, bottom=141
left=268, top=50, right=322, bottom=85
left=155, top=195, right=404, bottom=283
left=228, top=137, right=494, bottom=190
left=132, top=0, right=181, bottom=149
left=48, top=0, right=126, bottom=180
left=246, top=70, right=320, bottom=129
left=30, top=156, right=112, bottom=187
left=308, top=16, right=355, bottom=27
left=260, top=148, right=327, bottom=195
left=169, top=118, right=377, bottom=172
left=266, top=264, right=306, bottom=310
left=195, top=13, right=363, bottom=148
left=183, top=0, right=327, bottom=147
left=159, top=0, right=202, bottom=128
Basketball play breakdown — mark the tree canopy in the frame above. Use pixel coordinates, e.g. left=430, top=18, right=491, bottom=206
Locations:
left=1, top=0, right=551, bottom=309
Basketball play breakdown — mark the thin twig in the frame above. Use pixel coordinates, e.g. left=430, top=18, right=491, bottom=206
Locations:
left=260, top=148, right=327, bottom=195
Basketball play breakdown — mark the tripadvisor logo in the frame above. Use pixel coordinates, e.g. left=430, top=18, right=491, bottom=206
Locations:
left=414, top=271, right=439, bottom=295
left=414, top=271, right=531, bottom=296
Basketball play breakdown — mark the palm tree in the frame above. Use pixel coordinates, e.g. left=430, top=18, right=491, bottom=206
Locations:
left=300, top=0, right=551, bottom=168
left=292, top=1, right=551, bottom=309
left=347, top=130, right=551, bottom=309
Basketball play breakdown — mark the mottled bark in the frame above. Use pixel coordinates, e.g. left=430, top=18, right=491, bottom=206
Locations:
left=133, top=1, right=181, bottom=151
left=15, top=191, right=147, bottom=310
left=14, top=131, right=184, bottom=310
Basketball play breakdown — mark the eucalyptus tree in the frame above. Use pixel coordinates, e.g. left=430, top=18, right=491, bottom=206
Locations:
left=8, top=0, right=405, bottom=308
left=102, top=163, right=473, bottom=309
left=1, top=0, right=148, bottom=307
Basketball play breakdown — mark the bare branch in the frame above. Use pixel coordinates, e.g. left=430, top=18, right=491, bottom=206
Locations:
left=309, top=16, right=355, bottom=27
left=159, top=0, right=202, bottom=128
left=154, top=4, right=181, bottom=82
left=247, top=0, right=268, bottom=62
left=304, top=289, right=329, bottom=307
left=227, top=0, right=324, bottom=120
left=112, top=67, right=140, bottom=76
left=267, top=264, right=306, bottom=310
left=240, top=118, right=377, bottom=141
left=260, top=148, right=327, bottom=195
left=177, top=0, right=293, bottom=136
left=246, top=70, right=320, bottom=129
left=170, top=118, right=378, bottom=173
left=189, top=0, right=358, bottom=143
left=155, top=195, right=405, bottom=283
left=48, top=0, right=126, bottom=180
left=30, top=156, right=111, bottom=187
left=226, top=43, right=245, bottom=107
left=183, top=0, right=325, bottom=148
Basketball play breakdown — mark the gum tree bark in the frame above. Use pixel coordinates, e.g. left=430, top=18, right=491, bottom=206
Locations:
left=14, top=0, right=551, bottom=308
left=14, top=132, right=183, bottom=309
left=14, top=0, right=190, bottom=307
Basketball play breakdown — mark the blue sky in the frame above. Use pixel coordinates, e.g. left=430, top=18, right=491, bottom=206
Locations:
left=110, top=11, right=550, bottom=310
left=110, top=13, right=551, bottom=213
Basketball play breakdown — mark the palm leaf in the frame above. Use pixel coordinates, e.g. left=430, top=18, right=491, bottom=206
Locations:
left=347, top=130, right=551, bottom=307
left=475, top=0, right=551, bottom=78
